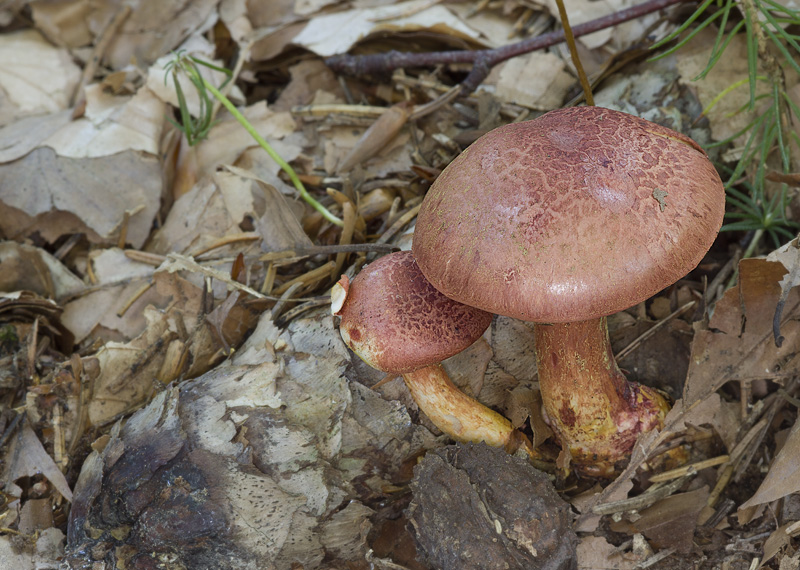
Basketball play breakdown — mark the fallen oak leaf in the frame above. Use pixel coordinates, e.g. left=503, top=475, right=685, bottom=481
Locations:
left=684, top=256, right=800, bottom=407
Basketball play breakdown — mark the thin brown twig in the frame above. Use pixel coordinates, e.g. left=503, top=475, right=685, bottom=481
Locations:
left=326, top=0, right=687, bottom=95
left=71, top=5, right=132, bottom=108
left=554, top=0, right=595, bottom=106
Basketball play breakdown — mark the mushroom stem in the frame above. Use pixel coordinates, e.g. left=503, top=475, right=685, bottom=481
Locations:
left=534, top=317, right=670, bottom=477
left=403, top=364, right=535, bottom=456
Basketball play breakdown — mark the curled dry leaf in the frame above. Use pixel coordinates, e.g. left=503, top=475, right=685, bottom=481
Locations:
left=290, top=0, right=485, bottom=57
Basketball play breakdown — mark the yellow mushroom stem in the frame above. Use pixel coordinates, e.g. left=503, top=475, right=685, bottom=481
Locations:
left=534, top=317, right=670, bottom=478
left=403, top=364, right=535, bottom=458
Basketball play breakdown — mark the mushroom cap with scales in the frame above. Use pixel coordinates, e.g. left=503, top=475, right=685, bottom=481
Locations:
left=334, top=251, right=493, bottom=374
left=412, top=106, right=726, bottom=323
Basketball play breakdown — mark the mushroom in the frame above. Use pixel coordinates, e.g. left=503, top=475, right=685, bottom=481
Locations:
left=412, top=106, right=725, bottom=476
left=332, top=251, right=534, bottom=455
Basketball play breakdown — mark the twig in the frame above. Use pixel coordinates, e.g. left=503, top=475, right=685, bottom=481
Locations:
left=648, top=454, right=729, bottom=482
left=616, top=301, right=696, bottom=362
left=554, top=0, right=594, bottom=105
left=71, top=5, right=132, bottom=108
left=327, top=0, right=687, bottom=94
left=592, top=473, right=693, bottom=515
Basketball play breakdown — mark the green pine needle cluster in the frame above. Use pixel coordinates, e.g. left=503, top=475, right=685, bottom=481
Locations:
left=653, top=0, right=800, bottom=252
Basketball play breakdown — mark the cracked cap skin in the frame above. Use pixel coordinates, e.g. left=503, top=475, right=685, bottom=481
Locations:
left=334, top=251, right=493, bottom=374
left=412, top=106, right=725, bottom=323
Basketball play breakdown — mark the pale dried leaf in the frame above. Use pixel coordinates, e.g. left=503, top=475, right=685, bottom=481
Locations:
left=0, top=147, right=162, bottom=248
left=43, top=85, right=164, bottom=158
left=291, top=0, right=484, bottom=57
left=4, top=422, right=72, bottom=501
left=494, top=53, right=574, bottom=110
left=61, top=248, right=164, bottom=343
left=760, top=523, right=795, bottom=568
left=92, top=0, right=220, bottom=70
left=577, top=536, right=638, bottom=570
left=767, top=236, right=800, bottom=291
left=194, top=102, right=297, bottom=181
left=0, top=241, right=84, bottom=299
left=0, top=110, right=71, bottom=163
left=741, top=417, right=800, bottom=510
left=0, top=30, right=80, bottom=123
left=30, top=1, right=94, bottom=48
left=217, top=0, right=252, bottom=43
left=0, top=528, right=64, bottom=570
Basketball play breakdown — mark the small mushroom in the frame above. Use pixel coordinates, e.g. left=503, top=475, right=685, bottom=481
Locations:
left=412, top=107, right=725, bottom=476
left=332, top=251, right=533, bottom=455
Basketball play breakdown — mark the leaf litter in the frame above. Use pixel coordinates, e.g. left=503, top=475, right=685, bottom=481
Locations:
left=0, top=0, right=799, bottom=568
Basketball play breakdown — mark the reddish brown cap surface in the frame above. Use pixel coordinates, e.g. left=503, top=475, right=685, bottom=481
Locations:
left=412, top=107, right=725, bottom=323
left=334, top=251, right=492, bottom=374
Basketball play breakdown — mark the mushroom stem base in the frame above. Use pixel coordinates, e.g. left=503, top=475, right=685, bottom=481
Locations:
left=534, top=318, right=670, bottom=477
left=403, top=365, right=535, bottom=457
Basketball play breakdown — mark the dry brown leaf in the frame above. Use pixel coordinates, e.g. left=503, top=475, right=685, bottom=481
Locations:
left=0, top=110, right=72, bottom=163
left=194, top=102, right=298, bottom=182
left=272, top=59, right=345, bottom=112
left=290, top=0, right=485, bottom=57
left=577, top=536, right=639, bottom=570
left=42, top=84, right=164, bottom=158
left=86, top=266, right=266, bottom=426
left=149, top=170, right=310, bottom=255
left=493, top=53, right=574, bottom=110
left=0, top=29, right=80, bottom=124
left=760, top=522, right=796, bottom=568
left=32, top=0, right=220, bottom=70
left=337, top=104, right=410, bottom=174
left=0, top=147, right=162, bottom=247
left=61, top=248, right=166, bottom=344
left=3, top=422, right=72, bottom=501
left=0, top=241, right=84, bottom=299
left=741, top=417, right=800, bottom=511
left=684, top=257, right=800, bottom=407
left=609, top=486, right=709, bottom=553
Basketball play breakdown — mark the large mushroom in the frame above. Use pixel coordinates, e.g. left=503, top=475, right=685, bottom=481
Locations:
left=412, top=106, right=725, bottom=477
left=332, top=251, right=534, bottom=456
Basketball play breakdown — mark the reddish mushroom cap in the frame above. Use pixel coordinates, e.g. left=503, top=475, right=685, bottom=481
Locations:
left=333, top=251, right=493, bottom=374
left=412, top=106, right=725, bottom=323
